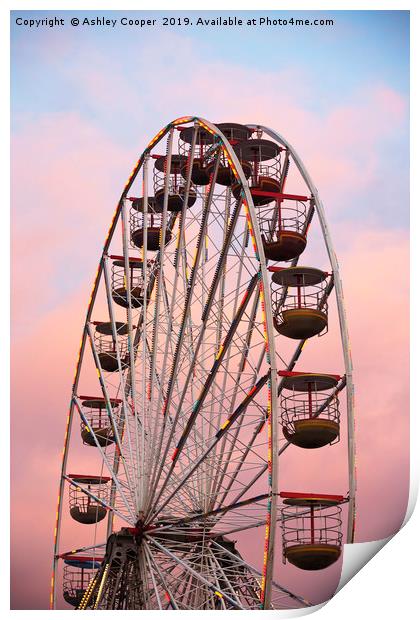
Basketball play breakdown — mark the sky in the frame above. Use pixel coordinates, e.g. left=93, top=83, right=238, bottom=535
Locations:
left=10, top=9, right=409, bottom=610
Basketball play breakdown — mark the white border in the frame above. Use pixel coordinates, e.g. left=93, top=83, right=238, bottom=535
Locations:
left=5, top=2, right=416, bottom=618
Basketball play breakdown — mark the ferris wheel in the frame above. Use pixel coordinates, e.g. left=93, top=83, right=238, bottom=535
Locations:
left=51, top=117, right=355, bottom=610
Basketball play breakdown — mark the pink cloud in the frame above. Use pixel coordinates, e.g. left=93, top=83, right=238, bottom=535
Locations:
left=17, top=29, right=407, bottom=211
left=11, top=112, right=141, bottom=330
left=10, top=216, right=409, bottom=608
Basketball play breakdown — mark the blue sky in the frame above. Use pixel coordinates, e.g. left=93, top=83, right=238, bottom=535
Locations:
left=11, top=10, right=409, bottom=123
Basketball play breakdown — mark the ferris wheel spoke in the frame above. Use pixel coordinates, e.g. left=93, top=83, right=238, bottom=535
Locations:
left=171, top=272, right=259, bottom=463
left=199, top=221, right=257, bottom=306
left=147, top=272, right=259, bottom=520
left=147, top=369, right=269, bottom=522
left=146, top=536, right=245, bottom=610
left=58, top=542, right=106, bottom=559
left=163, top=150, right=221, bottom=418
left=210, top=539, right=310, bottom=608
left=174, top=122, right=198, bottom=282
left=209, top=548, right=263, bottom=608
left=143, top=542, right=180, bottom=609
left=230, top=375, right=347, bottom=508
left=202, top=214, right=229, bottom=506
left=201, top=212, right=261, bottom=381
left=200, top=196, right=243, bottom=321
left=207, top=407, right=267, bottom=505
left=145, top=151, right=222, bottom=513
left=191, top=398, right=268, bottom=508
left=145, top=410, right=266, bottom=520
left=162, top=460, right=204, bottom=510
left=214, top=517, right=268, bottom=537
left=127, top=211, right=179, bottom=501
left=153, top=492, right=272, bottom=534
left=140, top=550, right=154, bottom=609
left=165, top=152, right=221, bottom=402
left=172, top=566, right=198, bottom=608
left=120, top=198, right=145, bottom=511
left=132, top=132, right=174, bottom=511
left=143, top=547, right=163, bottom=609
left=144, top=133, right=199, bottom=510
left=128, top=209, right=178, bottom=358
left=225, top=271, right=339, bottom=508
left=213, top=506, right=327, bottom=539
left=102, top=256, right=139, bottom=506
left=214, top=418, right=266, bottom=510
left=302, top=198, right=315, bottom=235
left=147, top=129, right=173, bottom=409
left=200, top=196, right=244, bottom=505
left=210, top=287, right=261, bottom=507
left=207, top=550, right=240, bottom=608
